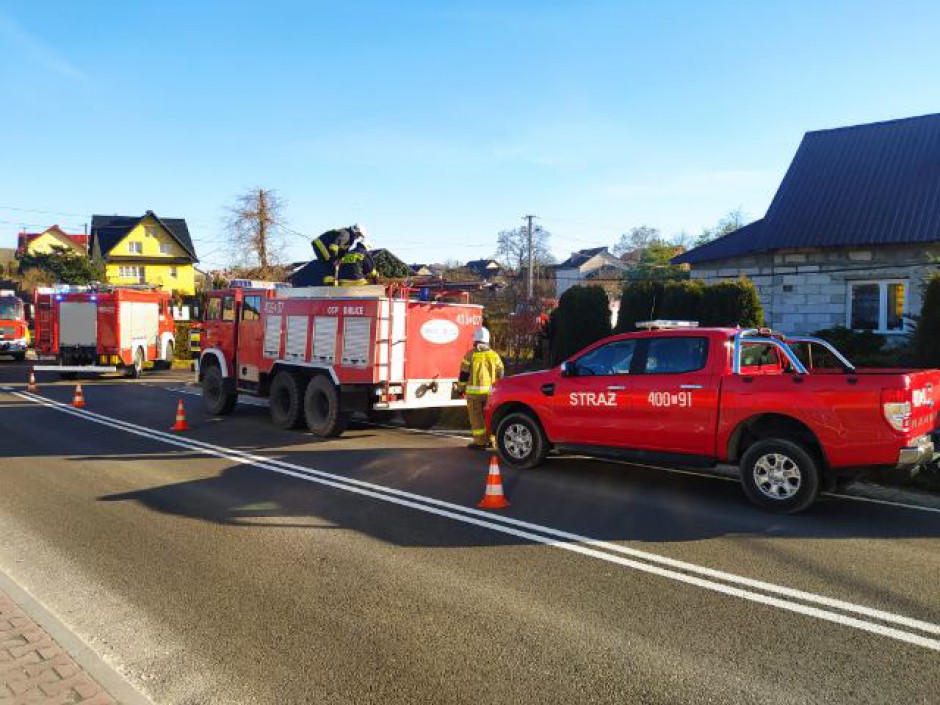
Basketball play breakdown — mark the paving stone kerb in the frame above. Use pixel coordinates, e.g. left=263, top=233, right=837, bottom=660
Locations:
left=0, top=590, right=116, bottom=705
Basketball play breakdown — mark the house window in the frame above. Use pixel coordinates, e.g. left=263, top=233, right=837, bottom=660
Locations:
left=118, top=265, right=145, bottom=282
left=848, top=281, right=907, bottom=333
left=160, top=243, right=172, bottom=255
left=128, top=241, right=143, bottom=254
left=169, top=266, right=178, bottom=278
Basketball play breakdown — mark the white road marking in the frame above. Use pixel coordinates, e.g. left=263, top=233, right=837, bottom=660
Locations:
left=13, top=389, right=940, bottom=652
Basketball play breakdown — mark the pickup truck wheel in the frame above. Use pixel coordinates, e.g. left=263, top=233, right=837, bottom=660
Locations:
left=304, top=375, right=347, bottom=437
left=402, top=408, right=442, bottom=430
left=202, top=364, right=237, bottom=415
left=740, top=439, right=821, bottom=514
left=270, top=371, right=305, bottom=429
left=496, top=412, right=548, bottom=470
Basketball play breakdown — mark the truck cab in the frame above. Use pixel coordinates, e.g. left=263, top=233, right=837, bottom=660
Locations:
left=0, top=290, right=29, bottom=361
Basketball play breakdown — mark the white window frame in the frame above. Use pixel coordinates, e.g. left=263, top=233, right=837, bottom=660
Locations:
left=160, top=242, right=172, bottom=255
left=846, top=279, right=909, bottom=334
left=128, top=241, right=143, bottom=254
left=169, top=266, right=178, bottom=278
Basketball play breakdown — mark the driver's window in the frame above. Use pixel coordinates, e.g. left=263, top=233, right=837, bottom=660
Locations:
left=205, top=297, right=222, bottom=321
left=574, top=339, right=637, bottom=376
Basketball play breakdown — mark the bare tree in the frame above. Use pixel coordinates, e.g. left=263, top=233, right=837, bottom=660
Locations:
left=611, top=225, right=661, bottom=258
left=225, top=188, right=287, bottom=278
left=494, top=225, right=554, bottom=281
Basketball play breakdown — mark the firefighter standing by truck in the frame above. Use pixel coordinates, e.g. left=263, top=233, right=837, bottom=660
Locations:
left=459, top=327, right=504, bottom=449
left=308, top=224, right=363, bottom=286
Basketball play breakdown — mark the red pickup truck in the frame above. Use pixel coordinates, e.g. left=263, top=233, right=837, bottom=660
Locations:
left=485, top=324, right=940, bottom=513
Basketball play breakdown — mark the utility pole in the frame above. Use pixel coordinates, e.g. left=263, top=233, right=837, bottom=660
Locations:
left=523, top=214, right=537, bottom=299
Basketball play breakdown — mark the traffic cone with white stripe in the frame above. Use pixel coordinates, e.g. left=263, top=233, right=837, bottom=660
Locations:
left=27, top=368, right=38, bottom=393
left=477, top=455, right=510, bottom=509
left=71, top=384, right=86, bottom=409
left=169, top=399, right=189, bottom=432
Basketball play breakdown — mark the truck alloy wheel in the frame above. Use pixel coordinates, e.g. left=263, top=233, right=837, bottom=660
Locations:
left=496, top=412, right=548, bottom=470
left=740, top=438, right=821, bottom=514
left=304, top=375, right=347, bottom=438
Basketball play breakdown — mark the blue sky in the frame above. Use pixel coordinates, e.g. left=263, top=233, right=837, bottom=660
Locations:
left=1, top=1, right=938, bottom=270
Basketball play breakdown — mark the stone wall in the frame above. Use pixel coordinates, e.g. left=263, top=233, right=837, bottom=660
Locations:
left=688, top=245, right=940, bottom=336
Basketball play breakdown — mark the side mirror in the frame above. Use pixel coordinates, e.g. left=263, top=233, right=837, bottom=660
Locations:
left=560, top=361, right=575, bottom=377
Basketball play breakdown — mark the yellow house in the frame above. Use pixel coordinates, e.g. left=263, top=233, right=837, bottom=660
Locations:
left=90, top=211, right=198, bottom=295
left=17, top=225, right=89, bottom=256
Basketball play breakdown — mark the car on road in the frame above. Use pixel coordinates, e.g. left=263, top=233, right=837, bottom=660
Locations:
left=485, top=323, right=940, bottom=513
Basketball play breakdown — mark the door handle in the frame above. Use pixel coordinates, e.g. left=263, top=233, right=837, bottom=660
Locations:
left=680, top=384, right=703, bottom=390
left=541, top=383, right=555, bottom=397
left=607, top=385, right=626, bottom=391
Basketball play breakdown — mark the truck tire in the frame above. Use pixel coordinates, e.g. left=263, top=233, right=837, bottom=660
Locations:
left=496, top=411, right=549, bottom=470
left=202, top=364, right=237, bottom=415
left=740, top=438, right=821, bottom=514
left=402, top=408, right=442, bottom=430
left=270, top=371, right=306, bottom=429
left=304, top=375, right=347, bottom=438
left=127, top=348, right=144, bottom=379
left=154, top=341, right=174, bottom=371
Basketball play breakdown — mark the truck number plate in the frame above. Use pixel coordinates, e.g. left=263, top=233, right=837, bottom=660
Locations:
left=648, top=391, right=693, bottom=408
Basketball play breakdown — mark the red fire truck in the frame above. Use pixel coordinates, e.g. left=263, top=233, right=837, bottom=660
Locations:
left=199, top=284, right=484, bottom=436
left=34, top=286, right=176, bottom=378
left=0, top=290, right=29, bottom=362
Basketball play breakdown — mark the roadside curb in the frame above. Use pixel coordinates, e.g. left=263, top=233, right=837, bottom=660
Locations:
left=0, top=570, right=153, bottom=705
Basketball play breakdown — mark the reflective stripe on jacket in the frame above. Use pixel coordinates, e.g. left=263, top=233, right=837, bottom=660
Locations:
left=337, top=245, right=377, bottom=285
left=460, top=348, right=504, bottom=396
left=312, top=229, right=353, bottom=263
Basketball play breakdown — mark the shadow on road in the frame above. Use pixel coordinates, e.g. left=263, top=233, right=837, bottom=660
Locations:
left=95, top=446, right=940, bottom=547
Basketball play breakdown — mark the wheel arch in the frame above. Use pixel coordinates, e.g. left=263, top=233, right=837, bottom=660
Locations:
left=199, top=348, right=229, bottom=379
left=491, top=401, right=550, bottom=443
left=727, top=413, right=828, bottom=468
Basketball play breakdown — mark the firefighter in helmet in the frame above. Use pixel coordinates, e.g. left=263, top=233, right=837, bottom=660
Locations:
left=458, top=326, right=504, bottom=449
left=333, top=235, right=379, bottom=286
left=308, top=224, right=363, bottom=286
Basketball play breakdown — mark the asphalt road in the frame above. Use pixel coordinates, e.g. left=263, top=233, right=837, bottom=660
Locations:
left=0, top=359, right=938, bottom=704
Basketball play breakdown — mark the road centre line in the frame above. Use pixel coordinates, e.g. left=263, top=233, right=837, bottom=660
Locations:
left=12, top=390, right=940, bottom=650
left=157, top=386, right=940, bottom=513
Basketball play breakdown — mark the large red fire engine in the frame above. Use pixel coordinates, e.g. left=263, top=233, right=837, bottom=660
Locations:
left=34, top=286, right=176, bottom=378
left=199, top=284, right=484, bottom=436
left=0, top=290, right=29, bottom=362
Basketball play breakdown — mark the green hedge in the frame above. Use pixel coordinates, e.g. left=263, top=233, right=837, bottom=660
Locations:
left=915, top=274, right=940, bottom=368
left=616, top=278, right=763, bottom=331
left=549, top=286, right=612, bottom=365
left=174, top=322, right=195, bottom=360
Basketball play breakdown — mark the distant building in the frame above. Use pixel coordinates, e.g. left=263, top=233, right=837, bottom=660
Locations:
left=463, top=259, right=504, bottom=281
left=90, top=211, right=198, bottom=295
left=554, top=246, right=631, bottom=299
left=16, top=225, right=89, bottom=256
left=674, top=113, right=940, bottom=336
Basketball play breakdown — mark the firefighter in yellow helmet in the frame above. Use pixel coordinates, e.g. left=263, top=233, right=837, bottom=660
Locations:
left=458, top=326, right=504, bottom=449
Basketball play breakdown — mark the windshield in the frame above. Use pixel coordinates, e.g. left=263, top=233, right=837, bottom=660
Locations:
left=0, top=297, right=24, bottom=320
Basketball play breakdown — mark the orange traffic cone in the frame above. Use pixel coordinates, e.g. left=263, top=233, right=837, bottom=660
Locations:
left=169, top=399, right=189, bottom=431
left=477, top=455, right=510, bottom=509
left=27, top=368, right=38, bottom=393
left=71, top=384, right=86, bottom=409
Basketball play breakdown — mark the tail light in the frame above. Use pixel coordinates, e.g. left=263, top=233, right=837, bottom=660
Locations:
left=882, top=388, right=912, bottom=433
